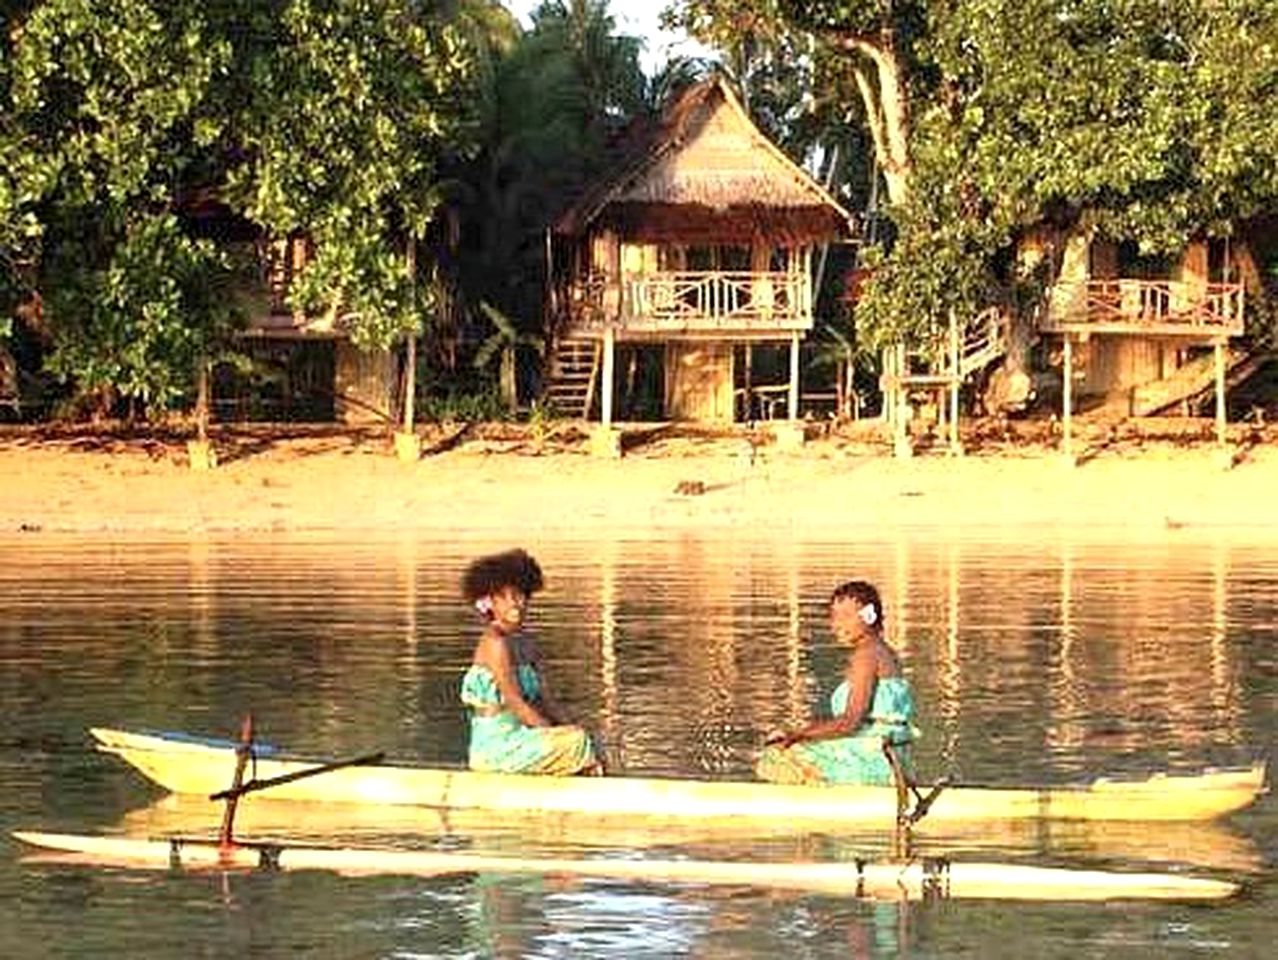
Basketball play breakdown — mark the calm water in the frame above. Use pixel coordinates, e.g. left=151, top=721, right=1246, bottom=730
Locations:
left=0, top=532, right=1274, bottom=958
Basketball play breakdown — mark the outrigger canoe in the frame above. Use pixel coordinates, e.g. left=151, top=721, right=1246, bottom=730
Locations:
left=11, top=831, right=1241, bottom=902
left=90, top=727, right=1267, bottom=826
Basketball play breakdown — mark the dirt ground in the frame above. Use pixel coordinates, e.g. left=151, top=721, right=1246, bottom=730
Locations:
left=3, top=417, right=1278, bottom=538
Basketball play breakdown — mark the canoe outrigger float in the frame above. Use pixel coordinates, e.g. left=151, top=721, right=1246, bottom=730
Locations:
left=115, top=792, right=1269, bottom=875
left=11, top=830, right=1241, bottom=902
left=89, top=726, right=1267, bottom=826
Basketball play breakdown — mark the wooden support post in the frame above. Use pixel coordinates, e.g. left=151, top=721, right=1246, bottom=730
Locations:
left=1214, top=339, right=1231, bottom=468
left=218, top=714, right=254, bottom=855
left=1214, top=340, right=1226, bottom=448
left=601, top=326, right=615, bottom=428
left=894, top=342, right=911, bottom=458
left=403, top=238, right=418, bottom=434
left=949, top=311, right=961, bottom=456
left=394, top=238, right=422, bottom=462
left=402, top=337, right=417, bottom=434
left=788, top=330, right=800, bottom=421
left=1062, top=335, right=1074, bottom=464
left=881, top=347, right=894, bottom=431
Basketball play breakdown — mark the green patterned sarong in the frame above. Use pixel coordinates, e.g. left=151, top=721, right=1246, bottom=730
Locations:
left=461, top=663, right=597, bottom=775
left=756, top=676, right=918, bottom=786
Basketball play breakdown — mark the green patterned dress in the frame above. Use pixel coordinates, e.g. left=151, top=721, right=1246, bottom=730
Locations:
left=755, top=676, right=918, bottom=786
left=460, top=662, right=597, bottom=775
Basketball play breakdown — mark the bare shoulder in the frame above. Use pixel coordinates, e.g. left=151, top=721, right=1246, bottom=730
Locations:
left=848, top=639, right=878, bottom=674
left=877, top=638, right=904, bottom=676
left=474, top=630, right=511, bottom=666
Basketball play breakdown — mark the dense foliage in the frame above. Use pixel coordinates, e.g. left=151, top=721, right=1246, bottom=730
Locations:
left=1, top=0, right=482, bottom=416
left=8, top=0, right=1278, bottom=420
left=672, top=0, right=1278, bottom=347
left=1, top=0, right=669, bottom=417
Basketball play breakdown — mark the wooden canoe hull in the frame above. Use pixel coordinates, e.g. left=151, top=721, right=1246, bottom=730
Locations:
left=89, top=727, right=1268, bottom=826
left=11, top=831, right=1240, bottom=902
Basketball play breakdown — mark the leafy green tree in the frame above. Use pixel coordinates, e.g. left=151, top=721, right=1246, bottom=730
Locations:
left=671, top=1, right=1278, bottom=351
left=42, top=214, right=239, bottom=415
left=222, top=0, right=482, bottom=353
left=4, top=0, right=237, bottom=415
left=3, top=0, right=483, bottom=429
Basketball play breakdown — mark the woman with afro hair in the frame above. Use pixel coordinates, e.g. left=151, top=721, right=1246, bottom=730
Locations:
left=459, top=548, right=601, bottom=775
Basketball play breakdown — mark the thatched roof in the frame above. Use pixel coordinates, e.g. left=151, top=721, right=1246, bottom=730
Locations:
left=554, top=76, right=854, bottom=246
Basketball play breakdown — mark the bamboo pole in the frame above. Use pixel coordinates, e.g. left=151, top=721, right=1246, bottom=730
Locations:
left=195, top=358, right=210, bottom=443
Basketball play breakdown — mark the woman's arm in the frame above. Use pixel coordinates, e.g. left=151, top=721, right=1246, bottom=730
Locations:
left=520, top=637, right=567, bottom=725
left=478, top=632, right=551, bottom=727
left=767, top=643, right=877, bottom=746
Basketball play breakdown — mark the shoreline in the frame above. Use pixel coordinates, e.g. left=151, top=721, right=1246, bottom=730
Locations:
left=4, top=420, right=1278, bottom=539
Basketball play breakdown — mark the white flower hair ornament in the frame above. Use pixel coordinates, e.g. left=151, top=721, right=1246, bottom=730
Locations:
left=859, top=604, right=878, bottom=626
left=475, top=596, right=494, bottom=616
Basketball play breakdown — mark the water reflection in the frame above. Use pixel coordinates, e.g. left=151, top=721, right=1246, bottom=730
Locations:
left=1, top=532, right=1275, bottom=958
left=0, top=532, right=1271, bottom=779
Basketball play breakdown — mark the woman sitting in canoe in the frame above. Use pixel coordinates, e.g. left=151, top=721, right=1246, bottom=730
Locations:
left=756, top=580, right=917, bottom=786
left=460, top=548, right=602, bottom=776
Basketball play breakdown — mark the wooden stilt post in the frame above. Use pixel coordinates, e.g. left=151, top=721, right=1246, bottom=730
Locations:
left=788, top=330, right=800, bottom=421
left=591, top=326, right=622, bottom=457
left=894, top=342, right=911, bottom=458
left=949, top=310, right=961, bottom=456
left=394, top=238, right=422, bottom=461
left=881, top=347, right=894, bottom=432
left=1215, top=339, right=1229, bottom=465
left=601, top=327, right=615, bottom=429
left=1062, top=335, right=1074, bottom=464
left=404, top=238, right=417, bottom=435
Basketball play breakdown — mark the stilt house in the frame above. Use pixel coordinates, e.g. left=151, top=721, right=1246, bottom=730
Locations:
left=546, top=77, right=855, bottom=426
left=876, top=229, right=1253, bottom=458
left=1031, top=229, right=1250, bottom=454
left=238, top=234, right=397, bottom=424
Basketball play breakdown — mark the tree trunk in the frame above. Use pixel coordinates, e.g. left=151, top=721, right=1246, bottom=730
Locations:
left=402, top=335, right=417, bottom=433
left=500, top=345, right=517, bottom=410
left=841, top=35, right=912, bottom=205
left=403, top=237, right=418, bottom=434
left=195, top=358, right=210, bottom=443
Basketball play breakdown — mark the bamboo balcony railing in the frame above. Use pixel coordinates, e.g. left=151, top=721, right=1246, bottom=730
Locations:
left=566, top=271, right=814, bottom=334
left=1043, top=279, right=1244, bottom=336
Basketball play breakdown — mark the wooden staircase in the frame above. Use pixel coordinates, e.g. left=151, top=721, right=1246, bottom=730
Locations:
left=883, top=308, right=1008, bottom=392
left=956, top=308, right=1007, bottom=379
left=881, top=309, right=1009, bottom=455
left=1132, top=345, right=1265, bottom=416
left=543, top=336, right=601, bottom=419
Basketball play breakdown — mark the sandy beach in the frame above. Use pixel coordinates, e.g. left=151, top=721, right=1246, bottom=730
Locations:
left=3, top=419, right=1278, bottom=538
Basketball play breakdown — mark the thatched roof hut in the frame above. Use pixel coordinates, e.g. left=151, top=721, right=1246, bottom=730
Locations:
left=554, top=76, right=853, bottom=246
